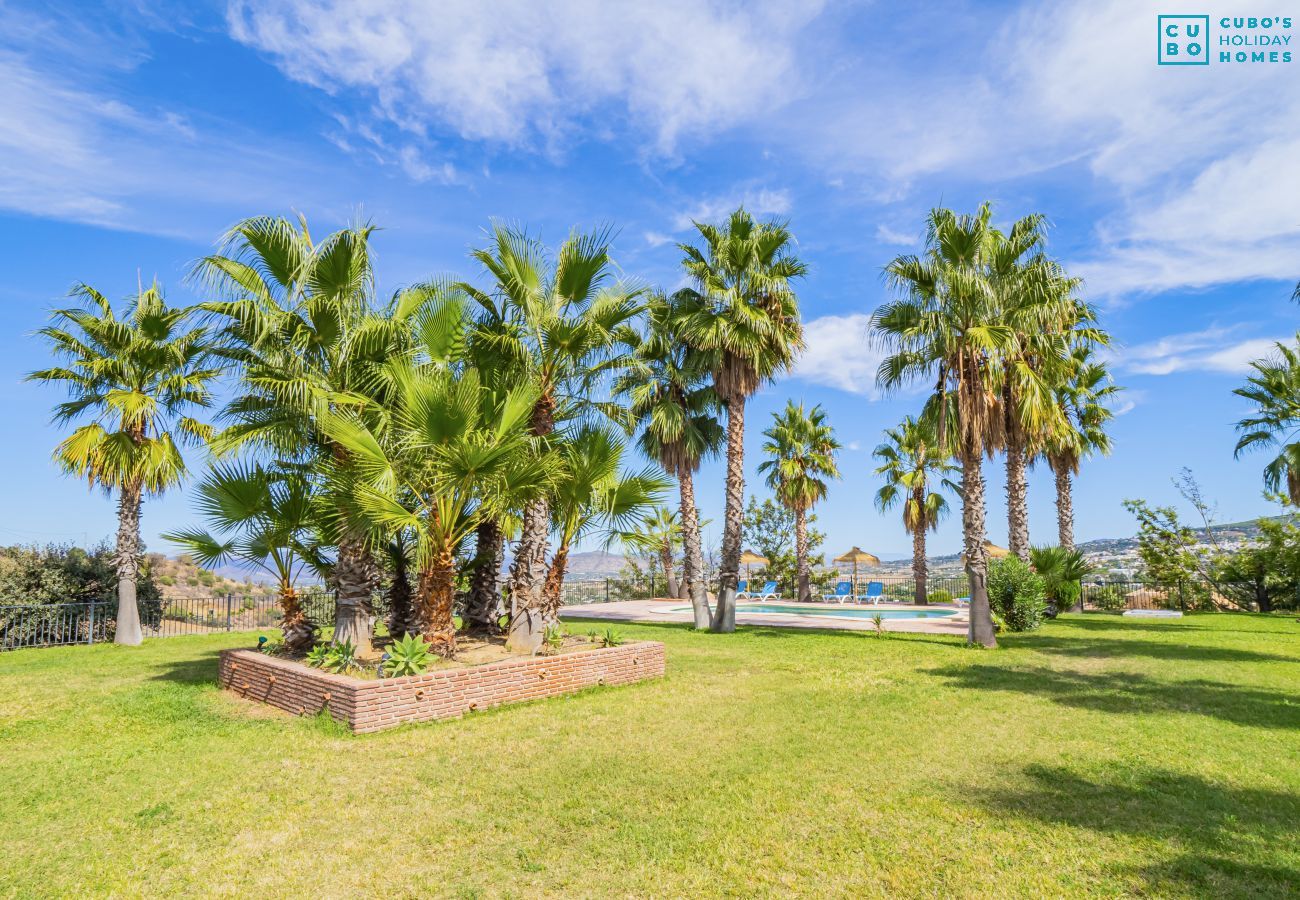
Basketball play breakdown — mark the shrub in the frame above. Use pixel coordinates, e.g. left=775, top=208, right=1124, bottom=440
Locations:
left=1090, top=584, right=1128, bottom=613
left=304, top=643, right=330, bottom=668
left=320, top=640, right=359, bottom=674
left=1029, top=545, right=1090, bottom=616
left=926, top=589, right=952, bottom=605
left=986, top=556, right=1047, bottom=632
left=382, top=634, right=431, bottom=677
left=600, top=627, right=624, bottom=647
left=543, top=623, right=565, bottom=654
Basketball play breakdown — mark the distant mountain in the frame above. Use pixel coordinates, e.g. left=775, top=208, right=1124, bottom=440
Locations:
left=563, top=550, right=627, bottom=577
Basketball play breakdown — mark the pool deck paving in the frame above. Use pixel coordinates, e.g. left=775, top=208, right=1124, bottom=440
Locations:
left=560, top=598, right=970, bottom=635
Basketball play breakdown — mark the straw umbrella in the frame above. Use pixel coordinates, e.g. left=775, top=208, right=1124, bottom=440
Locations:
left=833, top=547, right=881, bottom=593
left=739, top=549, right=769, bottom=587
left=959, top=542, right=1010, bottom=564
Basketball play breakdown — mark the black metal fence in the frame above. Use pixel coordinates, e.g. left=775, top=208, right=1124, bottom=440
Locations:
left=0, top=591, right=340, bottom=652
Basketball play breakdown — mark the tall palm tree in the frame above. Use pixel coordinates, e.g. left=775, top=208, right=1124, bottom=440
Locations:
left=985, top=221, right=1077, bottom=561
left=462, top=224, right=644, bottom=652
left=873, top=416, right=959, bottom=605
left=1045, top=345, right=1118, bottom=549
left=541, top=427, right=668, bottom=611
left=194, top=215, right=413, bottom=655
left=875, top=204, right=1015, bottom=647
left=321, top=313, right=548, bottom=656
left=165, top=463, right=326, bottom=649
left=1233, top=334, right=1300, bottom=503
left=614, top=290, right=724, bottom=628
left=676, top=208, right=806, bottom=631
left=757, top=401, right=840, bottom=602
left=29, top=283, right=219, bottom=645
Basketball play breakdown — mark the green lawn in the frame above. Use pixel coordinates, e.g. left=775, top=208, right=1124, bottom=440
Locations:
left=1, top=614, right=1298, bottom=898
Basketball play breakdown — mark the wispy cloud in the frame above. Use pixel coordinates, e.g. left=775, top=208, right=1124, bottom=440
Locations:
left=875, top=223, right=915, bottom=246
left=672, top=188, right=792, bottom=231
left=227, top=0, right=827, bottom=154
left=1113, top=328, right=1285, bottom=376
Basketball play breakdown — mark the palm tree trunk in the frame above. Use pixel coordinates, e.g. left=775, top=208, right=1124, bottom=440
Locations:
left=1006, top=440, right=1030, bottom=561
left=506, top=497, right=551, bottom=653
left=465, top=519, right=506, bottom=632
left=659, top=543, right=680, bottom=599
left=911, top=497, right=928, bottom=605
left=385, top=546, right=413, bottom=639
left=962, top=450, right=997, bottom=647
left=113, top=480, right=144, bottom=646
left=280, top=584, right=314, bottom=650
left=414, top=546, right=457, bottom=657
left=712, top=396, right=746, bottom=633
left=679, top=467, right=711, bottom=629
left=541, top=541, right=569, bottom=614
left=333, top=534, right=378, bottom=655
left=1053, top=460, right=1074, bottom=550
left=794, top=507, right=811, bottom=602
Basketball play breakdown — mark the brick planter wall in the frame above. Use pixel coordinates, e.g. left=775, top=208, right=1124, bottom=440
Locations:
left=218, top=640, right=665, bottom=733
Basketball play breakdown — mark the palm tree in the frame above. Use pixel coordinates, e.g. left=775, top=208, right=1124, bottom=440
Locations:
left=28, top=283, right=219, bottom=645
left=541, top=427, right=668, bottom=611
left=1233, top=334, right=1300, bottom=503
left=625, top=505, right=686, bottom=599
left=875, top=204, right=1015, bottom=647
left=986, top=222, right=1079, bottom=561
left=873, top=416, right=959, bottom=605
left=676, top=208, right=806, bottom=631
left=614, top=290, right=724, bottom=628
left=1045, top=346, right=1118, bottom=549
left=321, top=313, right=548, bottom=656
left=757, top=401, right=840, bottom=602
left=462, top=224, right=643, bottom=652
left=165, top=463, right=326, bottom=649
left=194, top=215, right=413, bottom=655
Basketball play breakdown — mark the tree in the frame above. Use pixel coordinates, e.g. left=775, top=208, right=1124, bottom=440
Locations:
left=873, top=416, right=959, bottom=604
left=195, top=215, right=411, bottom=655
left=542, top=427, right=668, bottom=611
left=757, top=401, right=840, bottom=602
left=28, top=283, right=218, bottom=645
left=676, top=208, right=806, bottom=632
left=624, top=506, right=685, bottom=599
left=322, top=326, right=547, bottom=656
left=1044, top=346, right=1119, bottom=549
left=741, top=497, right=826, bottom=591
left=1028, top=545, right=1090, bottom=614
left=615, top=290, right=724, bottom=628
left=876, top=204, right=1049, bottom=646
left=1233, top=334, right=1300, bottom=503
left=462, top=224, right=643, bottom=653
left=992, top=246, right=1088, bottom=561
left=165, top=463, right=326, bottom=649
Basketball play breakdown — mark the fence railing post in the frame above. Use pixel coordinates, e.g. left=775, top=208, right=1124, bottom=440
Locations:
left=225, top=593, right=233, bottom=631
left=1178, top=579, right=1187, bottom=612
left=87, top=601, right=95, bottom=645
left=605, top=579, right=610, bottom=603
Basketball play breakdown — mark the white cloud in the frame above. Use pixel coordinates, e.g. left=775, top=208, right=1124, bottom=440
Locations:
left=644, top=230, right=674, bottom=248
left=1114, top=328, right=1286, bottom=376
left=226, top=0, right=826, bottom=154
left=788, top=313, right=885, bottom=398
left=875, top=224, right=915, bottom=246
left=672, top=188, right=792, bottom=231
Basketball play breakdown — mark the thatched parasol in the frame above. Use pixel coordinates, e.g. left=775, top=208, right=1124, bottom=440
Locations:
left=739, top=549, right=769, bottom=584
left=959, top=542, right=1011, bottom=565
left=833, top=546, right=881, bottom=590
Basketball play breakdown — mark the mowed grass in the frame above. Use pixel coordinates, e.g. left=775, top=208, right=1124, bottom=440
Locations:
left=1, top=614, right=1298, bottom=898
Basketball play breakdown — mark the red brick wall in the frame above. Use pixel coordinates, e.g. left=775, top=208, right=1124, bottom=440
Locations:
left=218, top=641, right=665, bottom=733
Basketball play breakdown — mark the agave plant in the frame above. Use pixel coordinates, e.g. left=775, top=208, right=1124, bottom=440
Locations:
left=320, top=640, right=359, bottom=674
left=382, top=633, right=432, bottom=677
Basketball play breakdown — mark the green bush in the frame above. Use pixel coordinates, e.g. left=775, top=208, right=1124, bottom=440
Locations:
left=926, top=589, right=952, bottom=605
left=1089, top=584, right=1128, bottom=613
left=986, top=557, right=1047, bottom=632
left=382, top=634, right=431, bottom=677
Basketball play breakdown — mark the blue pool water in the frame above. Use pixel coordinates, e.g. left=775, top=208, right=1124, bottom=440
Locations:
left=673, top=603, right=959, bottom=621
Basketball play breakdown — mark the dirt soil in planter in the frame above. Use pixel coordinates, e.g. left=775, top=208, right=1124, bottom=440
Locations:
left=276, top=632, right=620, bottom=678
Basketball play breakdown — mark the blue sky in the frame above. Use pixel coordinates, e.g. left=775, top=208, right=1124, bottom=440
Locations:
left=3, top=0, right=1298, bottom=560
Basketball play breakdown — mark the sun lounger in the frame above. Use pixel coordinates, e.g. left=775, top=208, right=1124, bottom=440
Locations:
left=750, top=580, right=779, bottom=602
left=823, top=581, right=853, bottom=604
left=860, top=581, right=884, bottom=604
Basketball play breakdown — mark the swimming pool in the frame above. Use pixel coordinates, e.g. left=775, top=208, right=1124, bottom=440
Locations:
left=672, top=603, right=959, bottom=621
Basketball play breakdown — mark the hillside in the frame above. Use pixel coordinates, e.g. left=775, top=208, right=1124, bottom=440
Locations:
left=147, top=553, right=276, bottom=600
